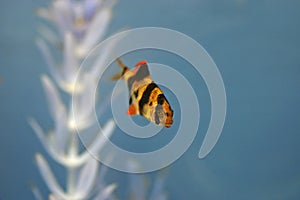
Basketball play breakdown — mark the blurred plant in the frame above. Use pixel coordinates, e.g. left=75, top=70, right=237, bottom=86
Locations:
left=29, top=0, right=117, bottom=199
left=128, top=172, right=168, bottom=200
left=30, top=0, right=168, bottom=199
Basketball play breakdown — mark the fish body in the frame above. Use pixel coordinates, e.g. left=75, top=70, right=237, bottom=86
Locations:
left=112, top=58, right=173, bottom=128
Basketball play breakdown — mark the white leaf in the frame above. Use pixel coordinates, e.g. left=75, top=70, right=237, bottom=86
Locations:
left=37, top=25, right=60, bottom=49
left=52, top=0, right=73, bottom=36
left=41, top=75, right=66, bottom=124
left=40, top=75, right=70, bottom=154
left=93, top=184, right=117, bottom=200
left=129, top=174, right=146, bottom=200
left=54, top=113, right=69, bottom=155
left=88, top=164, right=110, bottom=199
left=84, top=0, right=100, bottom=20
left=98, top=164, right=108, bottom=184
left=41, top=75, right=70, bottom=155
left=28, top=118, right=49, bottom=153
left=79, top=8, right=111, bottom=56
left=88, top=37, right=118, bottom=79
left=71, top=73, right=97, bottom=130
left=79, top=119, right=115, bottom=164
left=149, top=175, right=167, bottom=200
left=72, top=1, right=85, bottom=20
left=36, top=39, right=61, bottom=84
left=36, top=40, right=71, bottom=92
left=29, top=182, right=44, bottom=200
left=62, top=32, right=77, bottom=83
left=75, top=158, right=99, bottom=199
left=28, top=118, right=68, bottom=165
left=35, top=154, right=67, bottom=199
left=49, top=194, right=61, bottom=200
left=36, top=8, right=54, bottom=22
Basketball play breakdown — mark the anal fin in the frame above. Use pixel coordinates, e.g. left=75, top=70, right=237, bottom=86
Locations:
left=127, top=104, right=137, bottom=116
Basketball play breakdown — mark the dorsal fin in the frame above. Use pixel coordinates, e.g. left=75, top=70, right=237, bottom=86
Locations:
left=133, top=61, right=150, bottom=77
left=127, top=61, right=151, bottom=91
left=135, top=60, right=147, bottom=67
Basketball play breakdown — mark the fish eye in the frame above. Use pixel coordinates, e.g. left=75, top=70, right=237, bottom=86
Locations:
left=157, top=94, right=165, bottom=105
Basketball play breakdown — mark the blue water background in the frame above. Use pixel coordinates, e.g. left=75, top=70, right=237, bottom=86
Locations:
left=0, top=0, right=300, bottom=199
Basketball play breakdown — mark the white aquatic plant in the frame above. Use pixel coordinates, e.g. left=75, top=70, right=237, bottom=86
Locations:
left=30, top=0, right=117, bottom=199
left=128, top=171, right=168, bottom=200
left=30, top=0, right=168, bottom=199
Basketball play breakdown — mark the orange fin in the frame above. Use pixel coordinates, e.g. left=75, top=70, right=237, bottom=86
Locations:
left=127, top=104, right=137, bottom=116
left=135, top=60, right=147, bottom=67
left=133, top=60, right=147, bottom=73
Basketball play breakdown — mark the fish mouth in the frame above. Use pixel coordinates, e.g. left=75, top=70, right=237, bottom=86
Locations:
left=164, top=121, right=173, bottom=128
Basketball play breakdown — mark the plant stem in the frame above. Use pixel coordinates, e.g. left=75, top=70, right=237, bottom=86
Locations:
left=67, top=131, right=78, bottom=195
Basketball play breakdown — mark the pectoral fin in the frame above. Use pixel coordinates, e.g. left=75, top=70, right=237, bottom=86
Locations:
left=127, top=104, right=137, bottom=116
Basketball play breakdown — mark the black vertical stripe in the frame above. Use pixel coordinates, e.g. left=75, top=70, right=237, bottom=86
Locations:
left=129, top=89, right=138, bottom=105
left=138, top=82, right=157, bottom=114
left=121, top=67, right=129, bottom=76
left=129, top=96, right=132, bottom=105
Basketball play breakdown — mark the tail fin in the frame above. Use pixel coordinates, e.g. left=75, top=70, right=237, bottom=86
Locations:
left=110, top=58, right=129, bottom=81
